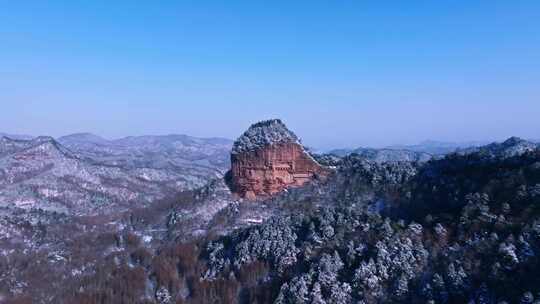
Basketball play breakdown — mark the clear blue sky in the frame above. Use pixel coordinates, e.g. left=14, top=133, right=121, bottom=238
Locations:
left=1, top=1, right=539, bottom=149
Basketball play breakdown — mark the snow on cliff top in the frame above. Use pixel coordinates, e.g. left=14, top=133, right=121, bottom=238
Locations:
left=232, top=119, right=301, bottom=154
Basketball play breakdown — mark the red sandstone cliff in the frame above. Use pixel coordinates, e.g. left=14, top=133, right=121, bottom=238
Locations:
left=230, top=119, right=328, bottom=199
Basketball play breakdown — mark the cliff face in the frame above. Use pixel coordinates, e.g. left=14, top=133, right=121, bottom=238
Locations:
left=230, top=119, right=327, bottom=199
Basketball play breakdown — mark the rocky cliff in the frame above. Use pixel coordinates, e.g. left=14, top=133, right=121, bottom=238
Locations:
left=230, top=119, right=328, bottom=199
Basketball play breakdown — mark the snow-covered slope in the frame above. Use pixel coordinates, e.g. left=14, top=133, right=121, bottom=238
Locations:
left=0, top=135, right=230, bottom=215
left=457, top=136, right=538, bottom=158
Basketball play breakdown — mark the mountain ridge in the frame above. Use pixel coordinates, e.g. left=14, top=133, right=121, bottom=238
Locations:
left=0, top=133, right=232, bottom=215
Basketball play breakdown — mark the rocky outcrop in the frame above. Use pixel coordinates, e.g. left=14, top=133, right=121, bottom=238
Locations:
left=230, top=119, right=328, bottom=199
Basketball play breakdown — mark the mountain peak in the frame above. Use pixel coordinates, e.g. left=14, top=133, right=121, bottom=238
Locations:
left=232, top=119, right=300, bottom=154
left=0, top=132, right=34, bottom=140
left=33, top=136, right=56, bottom=144
left=502, top=136, right=526, bottom=146
left=458, top=136, right=538, bottom=158
left=58, top=133, right=109, bottom=145
left=0, top=135, right=14, bottom=142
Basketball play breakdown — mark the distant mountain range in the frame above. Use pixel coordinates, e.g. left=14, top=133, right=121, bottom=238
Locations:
left=0, top=132, right=34, bottom=140
left=386, top=140, right=490, bottom=155
left=0, top=133, right=233, bottom=215
left=57, top=132, right=232, bottom=169
left=329, top=138, right=540, bottom=162
left=456, top=136, right=539, bottom=158
left=330, top=140, right=489, bottom=157
left=328, top=147, right=433, bottom=163
left=3, top=132, right=538, bottom=156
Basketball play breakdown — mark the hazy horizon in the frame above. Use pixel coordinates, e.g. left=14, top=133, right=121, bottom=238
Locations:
left=2, top=2, right=539, bottom=150
left=1, top=128, right=536, bottom=152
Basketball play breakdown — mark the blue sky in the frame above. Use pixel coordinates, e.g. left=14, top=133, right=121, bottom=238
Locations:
left=1, top=1, right=539, bottom=149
